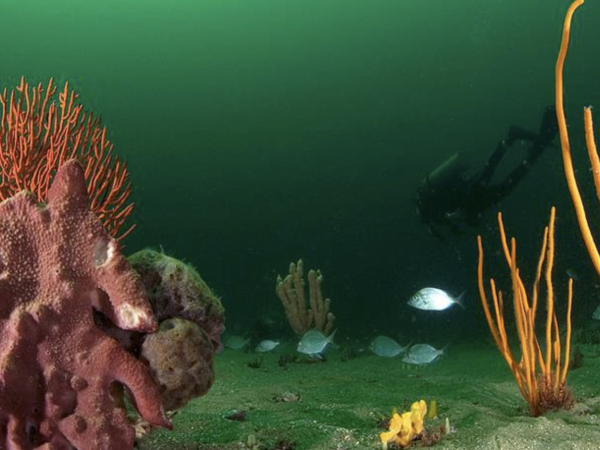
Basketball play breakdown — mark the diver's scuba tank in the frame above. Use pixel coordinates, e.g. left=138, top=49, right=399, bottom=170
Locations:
left=423, top=152, right=467, bottom=189
left=415, top=152, right=467, bottom=224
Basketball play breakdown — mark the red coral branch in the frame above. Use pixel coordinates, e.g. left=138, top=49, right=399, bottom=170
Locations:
left=0, top=78, right=134, bottom=239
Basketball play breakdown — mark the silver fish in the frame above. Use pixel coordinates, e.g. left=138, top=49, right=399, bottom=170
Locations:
left=593, top=305, right=600, bottom=320
left=225, top=335, right=249, bottom=350
left=402, top=343, right=447, bottom=365
left=408, top=288, right=465, bottom=311
left=297, top=329, right=336, bottom=357
left=255, top=340, right=280, bottom=353
left=369, top=336, right=409, bottom=357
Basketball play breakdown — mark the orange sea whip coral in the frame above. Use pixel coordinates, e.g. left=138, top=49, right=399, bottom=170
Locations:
left=0, top=77, right=134, bottom=239
left=555, top=0, right=600, bottom=278
left=477, top=208, right=573, bottom=416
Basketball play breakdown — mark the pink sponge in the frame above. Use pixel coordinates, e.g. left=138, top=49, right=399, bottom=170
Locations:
left=0, top=160, right=170, bottom=449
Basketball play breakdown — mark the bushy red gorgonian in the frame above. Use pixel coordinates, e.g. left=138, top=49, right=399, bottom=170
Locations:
left=0, top=77, right=134, bottom=239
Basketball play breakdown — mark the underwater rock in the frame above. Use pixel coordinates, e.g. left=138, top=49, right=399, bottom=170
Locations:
left=272, top=391, right=301, bottom=403
left=223, top=409, right=247, bottom=422
left=141, top=318, right=215, bottom=411
left=128, top=249, right=225, bottom=352
left=54, top=218, right=224, bottom=440
left=97, top=250, right=225, bottom=415
left=80, top=221, right=223, bottom=429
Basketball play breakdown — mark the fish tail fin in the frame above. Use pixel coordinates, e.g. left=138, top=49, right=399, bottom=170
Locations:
left=328, top=328, right=337, bottom=344
left=441, top=343, right=451, bottom=355
left=455, top=291, right=467, bottom=309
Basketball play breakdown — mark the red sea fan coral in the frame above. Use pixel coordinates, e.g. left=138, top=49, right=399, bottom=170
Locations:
left=0, top=160, right=170, bottom=449
left=0, top=78, right=134, bottom=239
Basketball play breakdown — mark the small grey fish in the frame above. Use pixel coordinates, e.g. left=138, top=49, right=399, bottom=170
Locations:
left=408, top=288, right=465, bottom=311
left=593, top=305, right=600, bottom=320
left=402, top=343, right=447, bottom=365
left=255, top=340, right=280, bottom=353
left=225, top=335, right=250, bottom=350
left=369, top=336, right=409, bottom=357
left=297, top=329, right=336, bottom=357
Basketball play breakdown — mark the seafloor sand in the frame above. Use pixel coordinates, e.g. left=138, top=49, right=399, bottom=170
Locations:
left=138, top=340, right=600, bottom=450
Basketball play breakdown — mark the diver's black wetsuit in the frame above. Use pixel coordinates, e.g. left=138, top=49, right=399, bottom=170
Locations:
left=416, top=106, right=558, bottom=237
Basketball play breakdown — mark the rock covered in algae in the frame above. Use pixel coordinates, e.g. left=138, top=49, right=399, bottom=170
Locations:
left=141, top=317, right=216, bottom=410
left=128, top=249, right=225, bottom=352
left=96, top=249, right=224, bottom=414
left=123, top=249, right=225, bottom=412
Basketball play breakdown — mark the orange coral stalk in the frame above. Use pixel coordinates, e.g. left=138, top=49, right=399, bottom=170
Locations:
left=0, top=77, right=134, bottom=239
left=477, top=208, right=573, bottom=416
left=555, top=0, right=600, bottom=276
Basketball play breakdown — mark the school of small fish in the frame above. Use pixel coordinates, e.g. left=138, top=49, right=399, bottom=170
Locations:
left=222, top=286, right=467, bottom=367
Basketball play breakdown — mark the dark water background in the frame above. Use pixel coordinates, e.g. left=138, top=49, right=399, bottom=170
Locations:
left=1, top=0, right=599, bottom=343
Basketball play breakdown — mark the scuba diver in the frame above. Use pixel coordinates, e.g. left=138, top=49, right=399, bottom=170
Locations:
left=415, top=106, right=558, bottom=238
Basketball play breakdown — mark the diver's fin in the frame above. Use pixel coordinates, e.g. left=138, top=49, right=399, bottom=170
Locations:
left=505, top=106, right=558, bottom=148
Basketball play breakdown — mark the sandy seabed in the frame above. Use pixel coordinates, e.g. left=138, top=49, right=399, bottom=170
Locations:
left=138, top=340, right=600, bottom=450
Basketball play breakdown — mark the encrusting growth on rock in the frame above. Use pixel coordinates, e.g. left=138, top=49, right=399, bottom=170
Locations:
left=128, top=249, right=225, bottom=353
left=0, top=160, right=170, bottom=450
left=125, top=249, right=225, bottom=412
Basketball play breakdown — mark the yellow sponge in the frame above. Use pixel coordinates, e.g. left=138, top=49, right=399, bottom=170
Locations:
left=380, top=400, right=427, bottom=449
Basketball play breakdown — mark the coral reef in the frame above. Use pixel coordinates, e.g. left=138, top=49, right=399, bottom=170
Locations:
left=0, top=160, right=169, bottom=449
left=276, top=259, right=334, bottom=335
